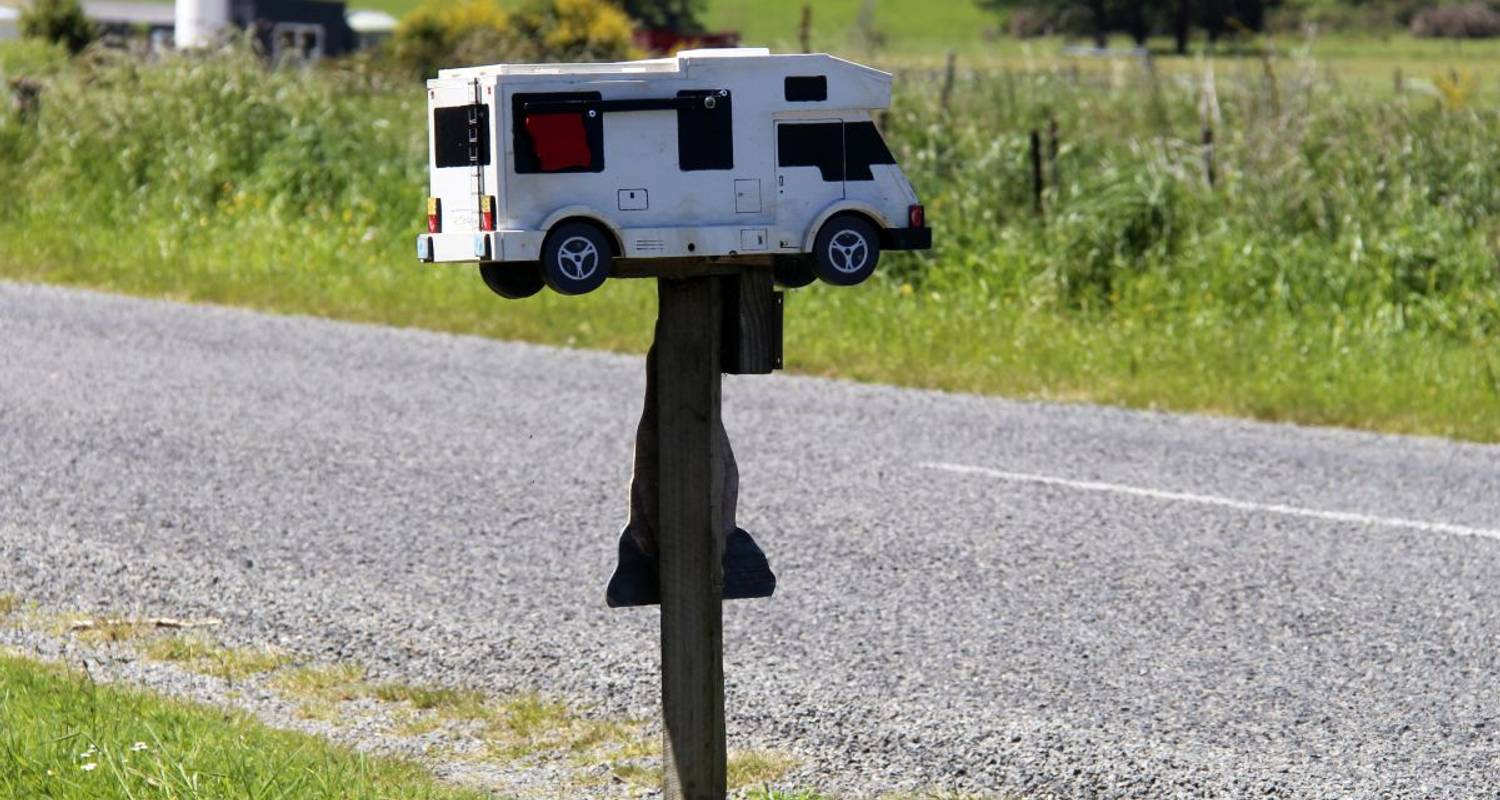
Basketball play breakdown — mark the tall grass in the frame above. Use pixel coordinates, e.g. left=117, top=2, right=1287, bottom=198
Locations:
left=0, top=43, right=1496, bottom=440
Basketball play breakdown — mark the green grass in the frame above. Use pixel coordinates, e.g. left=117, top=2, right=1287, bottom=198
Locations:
left=0, top=653, right=489, bottom=799
left=0, top=42, right=1496, bottom=442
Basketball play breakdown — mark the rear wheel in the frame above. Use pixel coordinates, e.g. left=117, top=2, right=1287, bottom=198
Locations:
left=812, top=214, right=881, bottom=286
left=479, top=261, right=544, bottom=300
left=772, top=256, right=816, bottom=289
left=541, top=221, right=613, bottom=295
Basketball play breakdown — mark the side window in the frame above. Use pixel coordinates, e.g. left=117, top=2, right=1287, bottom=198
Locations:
left=776, top=122, right=844, bottom=182
left=676, top=89, right=733, bottom=171
left=433, top=104, right=490, bottom=169
left=843, top=121, right=895, bottom=181
left=784, top=76, right=827, bottom=102
left=512, top=92, right=604, bottom=174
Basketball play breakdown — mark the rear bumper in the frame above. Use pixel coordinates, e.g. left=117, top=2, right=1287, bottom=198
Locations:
left=417, top=230, right=545, bottom=263
left=881, top=226, right=932, bottom=251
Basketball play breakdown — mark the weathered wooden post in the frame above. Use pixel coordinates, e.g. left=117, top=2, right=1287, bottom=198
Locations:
left=657, top=275, right=728, bottom=798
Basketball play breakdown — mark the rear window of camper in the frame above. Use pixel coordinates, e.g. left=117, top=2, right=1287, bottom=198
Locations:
left=432, top=104, right=491, bottom=169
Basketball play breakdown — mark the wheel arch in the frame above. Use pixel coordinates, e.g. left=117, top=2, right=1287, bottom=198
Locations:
left=540, top=206, right=624, bottom=256
left=800, top=201, right=893, bottom=253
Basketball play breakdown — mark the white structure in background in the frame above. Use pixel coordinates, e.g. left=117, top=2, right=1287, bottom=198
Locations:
left=416, top=48, right=931, bottom=299
left=345, top=8, right=394, bottom=50
left=174, top=0, right=228, bottom=48
left=0, top=5, right=20, bottom=41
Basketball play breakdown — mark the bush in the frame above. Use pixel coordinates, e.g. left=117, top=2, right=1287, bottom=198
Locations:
left=392, top=0, right=635, bottom=76
left=1410, top=3, right=1500, bottom=37
left=18, top=0, right=96, bottom=55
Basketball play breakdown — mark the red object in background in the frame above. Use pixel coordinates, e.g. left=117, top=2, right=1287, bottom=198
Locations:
left=909, top=204, right=925, bottom=228
left=525, top=113, right=592, bottom=172
left=633, top=27, right=741, bottom=55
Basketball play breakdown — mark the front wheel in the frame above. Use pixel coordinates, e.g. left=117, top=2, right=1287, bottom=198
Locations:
left=479, top=261, right=544, bottom=300
left=812, top=214, right=881, bottom=286
left=541, top=222, right=613, bottom=295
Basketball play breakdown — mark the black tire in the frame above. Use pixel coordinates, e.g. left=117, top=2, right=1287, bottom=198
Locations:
left=541, top=221, right=613, bottom=295
left=479, top=261, right=544, bottom=300
left=811, top=214, right=881, bottom=286
left=772, top=256, right=816, bottom=289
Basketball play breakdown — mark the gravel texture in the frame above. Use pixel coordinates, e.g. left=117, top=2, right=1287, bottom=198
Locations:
left=3, top=280, right=1500, bottom=798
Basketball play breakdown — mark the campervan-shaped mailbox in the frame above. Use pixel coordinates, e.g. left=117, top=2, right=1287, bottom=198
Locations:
left=415, top=48, right=931, bottom=298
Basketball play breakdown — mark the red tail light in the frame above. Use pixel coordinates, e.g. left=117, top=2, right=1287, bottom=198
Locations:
left=908, top=204, right=925, bottom=229
left=426, top=197, right=441, bottom=234
left=480, top=195, right=495, bottom=232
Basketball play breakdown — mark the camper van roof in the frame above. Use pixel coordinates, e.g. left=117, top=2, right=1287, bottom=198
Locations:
left=434, top=49, right=890, bottom=84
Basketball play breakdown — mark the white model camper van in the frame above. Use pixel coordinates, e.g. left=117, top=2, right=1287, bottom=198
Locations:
left=415, top=48, right=931, bottom=298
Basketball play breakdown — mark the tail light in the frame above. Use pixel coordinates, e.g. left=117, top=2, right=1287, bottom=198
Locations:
left=908, top=204, right=926, bottom=229
left=479, top=195, right=496, bottom=232
left=426, top=197, right=441, bottom=234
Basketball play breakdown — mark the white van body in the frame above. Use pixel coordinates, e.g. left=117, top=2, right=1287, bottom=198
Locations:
left=415, top=48, right=929, bottom=274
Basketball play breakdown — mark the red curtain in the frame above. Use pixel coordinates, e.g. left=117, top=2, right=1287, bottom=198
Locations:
left=525, top=113, right=591, bottom=171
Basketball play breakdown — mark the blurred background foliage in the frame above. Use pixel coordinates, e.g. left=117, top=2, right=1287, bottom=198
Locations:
left=0, top=0, right=1497, bottom=439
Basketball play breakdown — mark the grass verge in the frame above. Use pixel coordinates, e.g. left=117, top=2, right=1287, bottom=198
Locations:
left=0, top=652, right=488, bottom=800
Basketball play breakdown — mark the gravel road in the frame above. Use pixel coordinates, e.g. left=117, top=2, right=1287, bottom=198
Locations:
left=3, top=280, right=1499, bottom=798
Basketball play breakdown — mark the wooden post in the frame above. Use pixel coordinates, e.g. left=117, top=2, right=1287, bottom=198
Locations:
left=940, top=50, right=957, bottom=112
left=655, top=276, right=727, bottom=800
left=798, top=4, right=812, bottom=54
left=1201, top=124, right=1216, bottom=189
left=1046, top=114, right=1060, bottom=193
left=1029, top=129, right=1044, bottom=217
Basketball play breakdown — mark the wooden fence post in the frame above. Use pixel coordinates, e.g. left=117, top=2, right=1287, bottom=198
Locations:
left=1046, top=115, right=1060, bottom=193
left=798, top=4, right=812, bottom=54
left=656, top=276, right=728, bottom=800
left=1029, top=129, right=1044, bottom=216
left=941, top=50, right=956, bottom=112
left=1201, top=124, right=1216, bottom=189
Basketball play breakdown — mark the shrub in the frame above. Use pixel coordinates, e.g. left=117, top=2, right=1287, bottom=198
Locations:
left=1410, top=3, right=1500, bottom=38
left=18, top=0, right=96, bottom=55
left=512, top=0, right=637, bottom=62
left=391, top=0, right=635, bottom=76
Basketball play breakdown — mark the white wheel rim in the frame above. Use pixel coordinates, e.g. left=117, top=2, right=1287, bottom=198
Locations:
left=557, top=236, right=600, bottom=281
left=828, top=230, right=869, bottom=274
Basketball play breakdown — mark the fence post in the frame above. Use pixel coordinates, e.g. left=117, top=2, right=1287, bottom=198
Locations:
left=798, top=4, right=812, bottom=54
left=1030, top=129, right=1044, bottom=217
left=1201, top=124, right=1216, bottom=189
left=1047, top=115, right=1060, bottom=194
left=941, top=50, right=956, bottom=112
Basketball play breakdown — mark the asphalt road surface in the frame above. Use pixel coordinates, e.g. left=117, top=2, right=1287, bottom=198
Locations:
left=3, top=281, right=1499, bottom=798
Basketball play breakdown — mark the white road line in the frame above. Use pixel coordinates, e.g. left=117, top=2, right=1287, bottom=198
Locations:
left=919, top=462, right=1500, bottom=542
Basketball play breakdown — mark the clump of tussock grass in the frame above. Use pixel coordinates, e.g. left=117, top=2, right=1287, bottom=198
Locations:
left=142, top=635, right=292, bottom=680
